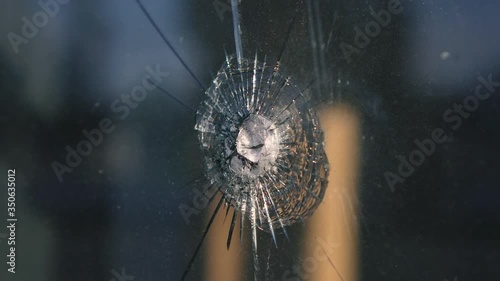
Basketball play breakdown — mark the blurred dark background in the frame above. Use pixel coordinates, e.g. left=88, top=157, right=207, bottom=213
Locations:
left=0, top=0, right=499, bottom=281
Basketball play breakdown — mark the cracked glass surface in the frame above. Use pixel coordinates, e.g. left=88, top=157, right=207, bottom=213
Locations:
left=2, top=1, right=500, bottom=281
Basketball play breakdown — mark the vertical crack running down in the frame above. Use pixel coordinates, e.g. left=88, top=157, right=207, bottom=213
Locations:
left=231, top=0, right=244, bottom=65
